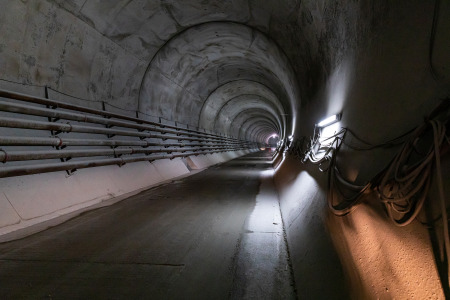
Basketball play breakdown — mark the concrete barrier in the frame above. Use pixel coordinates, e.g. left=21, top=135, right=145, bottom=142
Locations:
left=0, top=150, right=252, bottom=242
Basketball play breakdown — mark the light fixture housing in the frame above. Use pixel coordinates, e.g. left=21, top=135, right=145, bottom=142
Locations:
left=317, top=113, right=341, bottom=128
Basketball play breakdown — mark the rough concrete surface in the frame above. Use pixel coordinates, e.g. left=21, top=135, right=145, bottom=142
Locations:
left=139, top=22, right=297, bottom=135
left=274, top=155, right=445, bottom=299
left=0, top=0, right=449, bottom=298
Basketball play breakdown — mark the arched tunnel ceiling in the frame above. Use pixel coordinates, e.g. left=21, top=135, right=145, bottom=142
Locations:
left=237, top=116, right=279, bottom=137
left=237, top=116, right=279, bottom=140
left=213, top=95, right=281, bottom=136
left=138, top=22, right=298, bottom=143
left=253, top=127, right=277, bottom=143
left=232, top=113, right=279, bottom=139
left=247, top=122, right=279, bottom=142
left=62, top=0, right=304, bottom=62
left=0, top=0, right=308, bottom=144
left=199, top=80, right=286, bottom=137
left=233, top=109, right=280, bottom=141
left=5, top=0, right=411, bottom=144
left=251, top=125, right=277, bottom=143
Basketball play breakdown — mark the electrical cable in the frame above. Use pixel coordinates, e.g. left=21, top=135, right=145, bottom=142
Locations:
left=290, top=99, right=450, bottom=288
left=343, top=127, right=414, bottom=151
left=377, top=121, right=436, bottom=226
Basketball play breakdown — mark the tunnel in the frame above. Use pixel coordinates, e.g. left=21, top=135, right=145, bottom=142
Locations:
left=0, top=0, right=449, bottom=298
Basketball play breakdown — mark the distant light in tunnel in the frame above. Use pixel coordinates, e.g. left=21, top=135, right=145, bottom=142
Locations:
left=317, top=113, right=341, bottom=128
left=266, top=133, right=279, bottom=146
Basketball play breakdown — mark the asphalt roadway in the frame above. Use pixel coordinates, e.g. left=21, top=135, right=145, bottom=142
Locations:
left=0, top=151, right=296, bottom=299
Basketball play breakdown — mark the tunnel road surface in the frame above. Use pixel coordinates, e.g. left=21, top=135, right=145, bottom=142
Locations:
left=0, top=151, right=296, bottom=299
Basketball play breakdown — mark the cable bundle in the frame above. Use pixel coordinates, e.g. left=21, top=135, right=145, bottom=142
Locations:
left=290, top=99, right=449, bottom=287
left=292, top=101, right=449, bottom=223
left=378, top=120, right=446, bottom=226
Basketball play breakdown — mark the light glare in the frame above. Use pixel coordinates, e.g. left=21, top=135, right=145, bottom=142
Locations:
left=317, top=114, right=339, bottom=127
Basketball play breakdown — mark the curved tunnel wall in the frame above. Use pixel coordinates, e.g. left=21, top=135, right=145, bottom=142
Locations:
left=0, top=2, right=303, bottom=241
left=138, top=22, right=297, bottom=143
left=199, top=80, right=286, bottom=139
left=272, top=1, right=450, bottom=298
left=213, top=95, right=281, bottom=135
left=1, top=0, right=449, bottom=298
left=236, top=114, right=279, bottom=141
left=0, top=2, right=299, bottom=144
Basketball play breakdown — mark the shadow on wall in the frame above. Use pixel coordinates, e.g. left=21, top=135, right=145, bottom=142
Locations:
left=275, top=153, right=445, bottom=299
left=283, top=0, right=450, bottom=297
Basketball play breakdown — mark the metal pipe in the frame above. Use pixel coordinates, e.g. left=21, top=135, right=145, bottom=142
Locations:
left=0, top=148, right=128, bottom=162
left=0, top=89, right=257, bottom=179
left=0, top=116, right=245, bottom=143
left=0, top=136, right=251, bottom=148
left=0, top=136, right=144, bottom=147
left=0, top=146, right=244, bottom=162
left=0, top=149, right=244, bottom=178
left=0, top=89, right=240, bottom=142
left=0, top=101, right=237, bottom=143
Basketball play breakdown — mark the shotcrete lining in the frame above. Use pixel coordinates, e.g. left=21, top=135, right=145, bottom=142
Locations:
left=198, top=80, right=285, bottom=135
left=234, top=109, right=280, bottom=139
left=212, top=95, right=282, bottom=135
left=245, top=122, right=278, bottom=142
left=235, top=111, right=280, bottom=141
left=230, top=110, right=280, bottom=140
left=233, top=117, right=279, bottom=137
left=1, top=2, right=299, bottom=144
left=139, top=22, right=298, bottom=142
left=237, top=116, right=279, bottom=139
left=247, top=122, right=278, bottom=138
left=252, top=126, right=276, bottom=143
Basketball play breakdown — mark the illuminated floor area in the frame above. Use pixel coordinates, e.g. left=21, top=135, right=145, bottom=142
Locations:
left=0, top=151, right=295, bottom=299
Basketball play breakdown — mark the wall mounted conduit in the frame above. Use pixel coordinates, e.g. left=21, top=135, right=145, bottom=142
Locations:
left=0, top=89, right=257, bottom=178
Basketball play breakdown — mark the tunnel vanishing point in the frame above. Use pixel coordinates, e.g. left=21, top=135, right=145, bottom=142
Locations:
left=0, top=1, right=450, bottom=299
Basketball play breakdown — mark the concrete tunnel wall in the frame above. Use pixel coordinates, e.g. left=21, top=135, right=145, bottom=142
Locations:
left=0, top=0, right=450, bottom=298
left=272, top=0, right=450, bottom=298
left=138, top=22, right=296, bottom=136
left=0, top=1, right=297, bottom=240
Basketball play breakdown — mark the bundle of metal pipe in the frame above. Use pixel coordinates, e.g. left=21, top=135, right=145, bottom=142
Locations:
left=0, top=146, right=245, bottom=163
left=0, top=101, right=241, bottom=143
left=0, top=89, right=257, bottom=178
left=0, top=116, right=248, bottom=144
left=0, top=90, right=242, bottom=142
left=0, top=149, right=242, bottom=178
left=0, top=136, right=250, bottom=148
